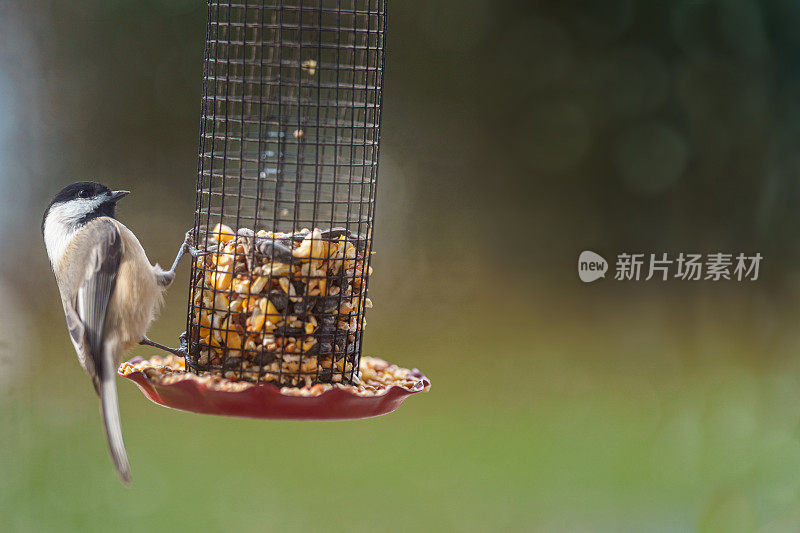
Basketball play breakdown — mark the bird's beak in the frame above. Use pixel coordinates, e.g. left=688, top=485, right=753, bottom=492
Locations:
left=111, top=190, right=130, bottom=202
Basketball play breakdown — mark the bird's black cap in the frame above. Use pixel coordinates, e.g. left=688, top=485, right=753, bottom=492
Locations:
left=42, top=181, right=124, bottom=234
left=50, top=181, right=112, bottom=205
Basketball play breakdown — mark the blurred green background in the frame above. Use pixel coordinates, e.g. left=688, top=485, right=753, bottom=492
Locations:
left=4, top=0, right=800, bottom=531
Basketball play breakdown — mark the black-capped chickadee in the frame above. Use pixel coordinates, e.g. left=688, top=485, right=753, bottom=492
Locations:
left=42, top=181, right=195, bottom=484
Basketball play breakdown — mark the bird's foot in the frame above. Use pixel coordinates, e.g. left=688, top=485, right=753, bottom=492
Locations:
left=183, top=229, right=208, bottom=257
left=140, top=336, right=187, bottom=358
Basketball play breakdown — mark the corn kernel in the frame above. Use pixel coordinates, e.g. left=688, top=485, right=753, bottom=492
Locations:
left=212, top=223, right=234, bottom=243
left=251, top=276, right=268, bottom=294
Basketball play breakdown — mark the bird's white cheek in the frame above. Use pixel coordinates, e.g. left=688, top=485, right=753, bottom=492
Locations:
left=43, top=219, right=74, bottom=266
left=43, top=201, right=99, bottom=265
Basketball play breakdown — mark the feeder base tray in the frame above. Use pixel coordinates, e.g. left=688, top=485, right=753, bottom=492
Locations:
left=119, top=355, right=429, bottom=420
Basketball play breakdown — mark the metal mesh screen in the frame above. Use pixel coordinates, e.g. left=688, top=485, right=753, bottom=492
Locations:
left=186, top=0, right=386, bottom=386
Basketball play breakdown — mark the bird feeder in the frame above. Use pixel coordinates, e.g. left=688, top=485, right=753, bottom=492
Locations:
left=120, top=0, right=428, bottom=419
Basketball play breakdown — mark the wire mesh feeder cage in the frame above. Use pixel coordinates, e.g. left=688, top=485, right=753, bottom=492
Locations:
left=186, top=0, right=386, bottom=388
left=119, top=0, right=428, bottom=420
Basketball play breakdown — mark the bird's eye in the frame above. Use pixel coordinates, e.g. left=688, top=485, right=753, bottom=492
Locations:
left=78, top=190, right=90, bottom=198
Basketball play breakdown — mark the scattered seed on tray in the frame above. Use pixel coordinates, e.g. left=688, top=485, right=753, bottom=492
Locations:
left=119, top=355, right=428, bottom=397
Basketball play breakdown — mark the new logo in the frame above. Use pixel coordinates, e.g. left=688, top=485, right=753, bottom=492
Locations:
left=578, top=251, right=608, bottom=283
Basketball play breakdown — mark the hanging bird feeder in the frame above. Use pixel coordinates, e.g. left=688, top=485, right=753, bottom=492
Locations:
left=119, top=0, right=429, bottom=419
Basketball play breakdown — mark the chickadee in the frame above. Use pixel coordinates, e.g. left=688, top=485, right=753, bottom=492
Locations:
left=42, top=181, right=194, bottom=484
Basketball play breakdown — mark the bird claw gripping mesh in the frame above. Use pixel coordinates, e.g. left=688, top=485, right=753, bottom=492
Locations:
left=185, top=0, right=389, bottom=388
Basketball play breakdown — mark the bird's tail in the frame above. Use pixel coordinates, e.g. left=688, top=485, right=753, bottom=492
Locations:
left=99, top=364, right=131, bottom=485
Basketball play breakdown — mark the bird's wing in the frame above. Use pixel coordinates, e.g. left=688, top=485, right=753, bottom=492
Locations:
left=63, top=299, right=97, bottom=392
left=70, top=220, right=123, bottom=387
left=66, top=220, right=131, bottom=483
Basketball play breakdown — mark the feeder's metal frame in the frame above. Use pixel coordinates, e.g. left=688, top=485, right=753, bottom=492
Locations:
left=185, top=0, right=387, bottom=386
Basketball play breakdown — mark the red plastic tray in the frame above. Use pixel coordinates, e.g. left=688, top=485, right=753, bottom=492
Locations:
left=120, top=357, right=430, bottom=420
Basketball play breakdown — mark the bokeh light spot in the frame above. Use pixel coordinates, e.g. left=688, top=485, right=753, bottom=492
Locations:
left=614, top=122, right=688, bottom=194
left=498, top=17, right=574, bottom=89
left=519, top=100, right=592, bottom=175
left=589, top=46, right=670, bottom=120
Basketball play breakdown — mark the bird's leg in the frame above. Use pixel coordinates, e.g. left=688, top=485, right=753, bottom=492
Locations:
left=157, top=230, right=205, bottom=287
left=139, top=336, right=187, bottom=358
left=171, top=229, right=205, bottom=268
